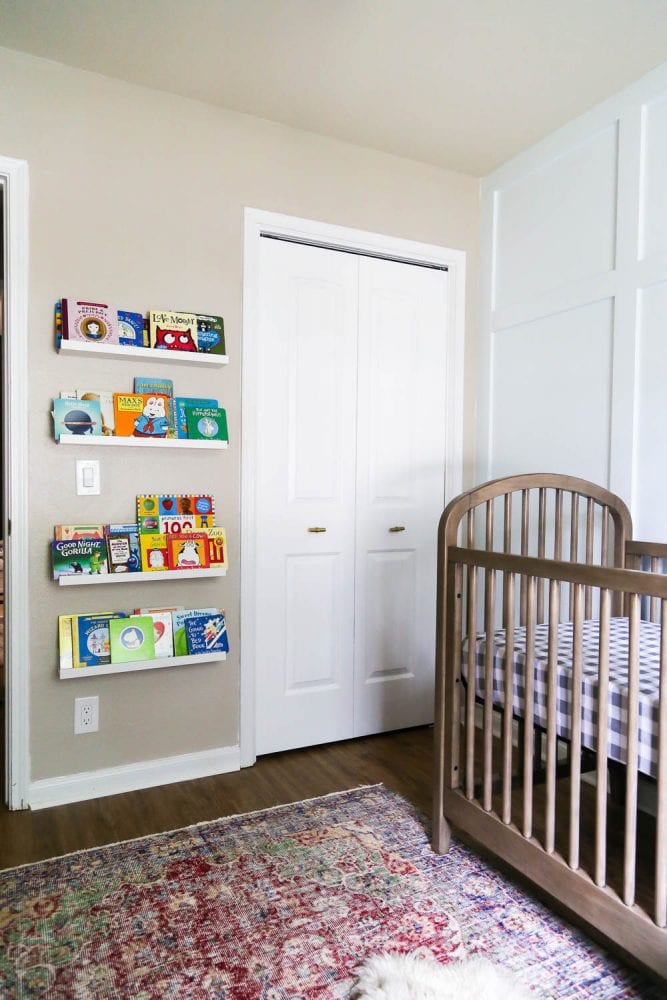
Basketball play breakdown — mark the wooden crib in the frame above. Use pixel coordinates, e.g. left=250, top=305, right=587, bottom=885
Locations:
left=433, top=473, right=667, bottom=983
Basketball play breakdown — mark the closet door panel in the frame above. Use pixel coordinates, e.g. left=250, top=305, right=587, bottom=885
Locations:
left=255, top=239, right=358, bottom=755
left=354, top=257, right=448, bottom=736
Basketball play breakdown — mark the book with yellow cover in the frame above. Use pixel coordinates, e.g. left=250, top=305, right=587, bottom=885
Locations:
left=205, top=526, right=227, bottom=570
left=149, top=310, right=198, bottom=352
left=139, top=532, right=169, bottom=571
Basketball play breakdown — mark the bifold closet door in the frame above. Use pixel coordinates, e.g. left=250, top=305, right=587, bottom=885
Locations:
left=353, top=256, right=448, bottom=736
left=254, top=238, right=359, bottom=755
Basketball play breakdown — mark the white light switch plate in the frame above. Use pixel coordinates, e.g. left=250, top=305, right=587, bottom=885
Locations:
left=76, top=459, right=100, bottom=495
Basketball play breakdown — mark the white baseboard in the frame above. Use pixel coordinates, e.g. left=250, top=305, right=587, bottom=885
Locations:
left=28, top=744, right=240, bottom=810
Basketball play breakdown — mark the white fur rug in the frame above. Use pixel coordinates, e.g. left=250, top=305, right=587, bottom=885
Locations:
left=352, top=953, right=534, bottom=1000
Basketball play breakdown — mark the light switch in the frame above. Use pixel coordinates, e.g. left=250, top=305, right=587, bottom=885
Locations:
left=76, top=460, right=100, bottom=496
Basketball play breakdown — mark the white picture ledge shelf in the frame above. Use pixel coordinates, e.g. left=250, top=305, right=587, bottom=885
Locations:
left=60, top=651, right=226, bottom=679
left=58, top=567, right=227, bottom=586
left=57, top=435, right=228, bottom=450
left=58, top=340, right=228, bottom=366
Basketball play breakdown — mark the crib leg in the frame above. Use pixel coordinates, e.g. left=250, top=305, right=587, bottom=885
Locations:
left=432, top=813, right=452, bottom=854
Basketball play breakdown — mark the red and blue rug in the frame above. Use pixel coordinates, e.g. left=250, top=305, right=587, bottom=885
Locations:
left=0, top=785, right=660, bottom=997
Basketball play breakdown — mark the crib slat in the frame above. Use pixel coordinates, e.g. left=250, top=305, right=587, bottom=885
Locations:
left=465, top=565, right=477, bottom=800
left=545, top=579, right=560, bottom=854
left=537, top=488, right=546, bottom=622
left=523, top=576, right=537, bottom=839
left=651, top=558, right=659, bottom=623
left=504, top=493, right=512, bottom=554
left=569, top=493, right=579, bottom=620
left=623, top=594, right=640, bottom=908
left=601, top=505, right=609, bottom=566
left=655, top=600, right=667, bottom=927
left=483, top=566, right=495, bottom=812
left=569, top=583, right=583, bottom=870
left=451, top=563, right=463, bottom=788
left=502, top=573, right=515, bottom=824
left=520, top=490, right=529, bottom=627
left=585, top=498, right=594, bottom=619
left=594, top=589, right=611, bottom=888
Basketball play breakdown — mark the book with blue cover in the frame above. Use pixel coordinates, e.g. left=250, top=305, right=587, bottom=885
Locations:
left=172, top=607, right=218, bottom=656
left=118, top=310, right=146, bottom=348
left=73, top=612, right=127, bottom=668
left=185, top=612, right=229, bottom=655
left=52, top=398, right=102, bottom=440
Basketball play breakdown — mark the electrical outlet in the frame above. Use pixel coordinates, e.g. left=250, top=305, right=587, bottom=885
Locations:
left=74, top=696, right=99, bottom=734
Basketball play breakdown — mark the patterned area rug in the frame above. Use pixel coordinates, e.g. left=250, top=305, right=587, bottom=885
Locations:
left=0, top=785, right=660, bottom=998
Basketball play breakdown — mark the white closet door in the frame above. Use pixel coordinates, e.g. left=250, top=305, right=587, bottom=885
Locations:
left=254, top=238, right=359, bottom=755
left=353, top=257, right=448, bottom=736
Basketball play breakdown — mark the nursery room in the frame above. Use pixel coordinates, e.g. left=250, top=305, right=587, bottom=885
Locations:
left=1, top=1, right=667, bottom=996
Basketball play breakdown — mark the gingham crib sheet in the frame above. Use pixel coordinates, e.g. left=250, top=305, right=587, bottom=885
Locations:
left=463, top=617, right=662, bottom=778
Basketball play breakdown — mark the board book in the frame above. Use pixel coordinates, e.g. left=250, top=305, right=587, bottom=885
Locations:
left=196, top=314, right=226, bottom=355
left=149, top=310, right=198, bottom=352
left=144, top=611, right=174, bottom=658
left=51, top=538, right=108, bottom=579
left=174, top=397, right=218, bottom=438
left=118, top=310, right=146, bottom=348
left=105, top=523, right=141, bottom=572
left=172, top=608, right=218, bottom=656
left=110, top=616, right=156, bottom=663
left=139, top=532, right=169, bottom=571
left=61, top=299, right=119, bottom=345
left=73, top=612, right=127, bottom=668
left=205, top=526, right=227, bottom=569
left=54, top=524, right=106, bottom=541
left=76, top=390, right=115, bottom=436
left=52, top=398, right=102, bottom=439
left=185, top=612, right=229, bottom=655
left=113, top=392, right=172, bottom=437
left=166, top=532, right=210, bottom=570
left=58, top=615, right=75, bottom=671
left=137, top=494, right=215, bottom=534
left=185, top=405, right=228, bottom=442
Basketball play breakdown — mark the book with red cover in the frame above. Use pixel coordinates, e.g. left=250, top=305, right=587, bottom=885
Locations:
left=166, top=532, right=210, bottom=570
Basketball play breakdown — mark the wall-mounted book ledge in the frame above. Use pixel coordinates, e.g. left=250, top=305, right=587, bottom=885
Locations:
left=57, top=435, right=228, bottom=450
left=59, top=651, right=227, bottom=679
left=58, top=340, right=228, bottom=366
left=58, top=567, right=227, bottom=586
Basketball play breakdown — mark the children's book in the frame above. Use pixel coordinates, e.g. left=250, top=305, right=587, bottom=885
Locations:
left=61, top=299, right=119, bottom=345
left=172, top=607, right=218, bottom=656
left=118, top=310, right=146, bottom=348
left=196, top=314, right=226, bottom=356
left=139, top=532, right=169, bottom=571
left=52, top=398, right=102, bottom=440
left=110, top=616, right=156, bottom=663
left=73, top=612, right=127, bottom=668
left=166, top=532, right=210, bottom=570
left=185, top=612, right=229, bottom=655
left=133, top=377, right=175, bottom=433
left=137, top=494, right=215, bottom=533
left=174, top=397, right=218, bottom=438
left=105, top=523, right=141, bottom=572
left=54, top=524, right=106, bottom=541
left=205, top=527, right=227, bottom=569
left=106, top=532, right=133, bottom=573
left=51, top=538, right=108, bottom=579
left=76, top=390, right=115, bottom=435
left=55, top=300, right=63, bottom=348
left=143, top=611, right=174, bottom=658
left=58, top=615, right=75, bottom=671
left=185, top=405, right=228, bottom=442
left=149, top=310, right=198, bottom=352
left=113, top=392, right=172, bottom=437
left=136, top=605, right=184, bottom=614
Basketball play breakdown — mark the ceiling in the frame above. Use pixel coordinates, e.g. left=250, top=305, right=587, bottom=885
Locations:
left=2, top=0, right=667, bottom=175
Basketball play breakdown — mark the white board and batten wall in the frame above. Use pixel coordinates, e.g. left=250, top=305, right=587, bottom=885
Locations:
left=242, top=211, right=466, bottom=762
left=479, top=61, right=667, bottom=541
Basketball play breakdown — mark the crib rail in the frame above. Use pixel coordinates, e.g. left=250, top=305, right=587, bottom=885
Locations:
left=433, top=476, right=667, bottom=985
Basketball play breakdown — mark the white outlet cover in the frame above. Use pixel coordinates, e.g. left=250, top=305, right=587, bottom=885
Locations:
left=76, top=459, right=100, bottom=495
left=74, top=695, right=99, bottom=733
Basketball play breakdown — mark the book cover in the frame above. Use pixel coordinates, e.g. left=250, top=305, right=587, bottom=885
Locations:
left=196, top=314, right=226, bottom=356
left=144, top=611, right=174, bottom=658
left=106, top=523, right=141, bottom=572
left=205, top=526, right=227, bottom=569
left=54, top=524, right=106, bottom=541
left=106, top=532, right=133, bottom=573
left=118, top=310, right=146, bottom=348
left=172, top=607, right=218, bottom=656
left=133, top=377, right=175, bottom=434
left=185, top=612, right=229, bottom=655
left=110, top=616, right=156, bottom=664
left=174, top=397, right=218, bottom=438
left=58, top=615, right=75, bottom=671
left=137, top=494, right=215, bottom=533
left=76, top=390, right=115, bottom=435
left=166, top=532, right=210, bottom=570
left=139, top=532, right=169, bottom=571
left=62, top=299, right=119, bottom=345
left=73, top=612, right=127, bottom=668
left=51, top=538, right=108, bottom=579
left=113, top=392, right=172, bottom=437
left=185, top=405, right=228, bottom=442
left=149, top=310, right=198, bottom=352
left=52, top=398, right=102, bottom=439
left=136, top=605, right=184, bottom=615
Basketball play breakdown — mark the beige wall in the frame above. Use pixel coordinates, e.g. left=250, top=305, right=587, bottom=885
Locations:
left=0, top=46, right=479, bottom=784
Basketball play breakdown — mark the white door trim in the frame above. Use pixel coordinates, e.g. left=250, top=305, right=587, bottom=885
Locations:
left=1, top=155, right=30, bottom=809
left=240, top=208, right=466, bottom=767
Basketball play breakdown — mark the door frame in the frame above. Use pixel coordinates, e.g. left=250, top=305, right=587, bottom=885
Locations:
left=1, top=155, right=30, bottom=809
left=240, top=208, right=466, bottom=767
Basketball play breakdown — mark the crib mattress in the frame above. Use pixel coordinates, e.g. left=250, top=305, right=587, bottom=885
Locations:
left=464, top=617, right=661, bottom=778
